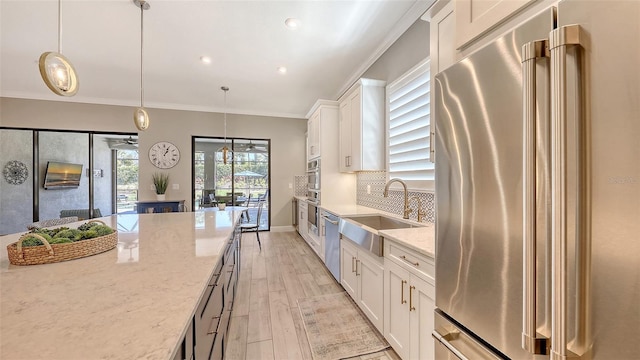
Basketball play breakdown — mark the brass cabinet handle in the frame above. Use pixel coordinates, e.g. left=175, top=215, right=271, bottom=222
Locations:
left=400, top=255, right=419, bottom=267
left=401, top=280, right=407, bottom=304
left=409, top=285, right=416, bottom=311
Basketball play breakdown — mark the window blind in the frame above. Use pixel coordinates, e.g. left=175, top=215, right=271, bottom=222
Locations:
left=387, top=59, right=433, bottom=189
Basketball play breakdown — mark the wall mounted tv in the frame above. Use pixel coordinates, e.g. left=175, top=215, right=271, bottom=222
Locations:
left=43, top=161, right=83, bottom=189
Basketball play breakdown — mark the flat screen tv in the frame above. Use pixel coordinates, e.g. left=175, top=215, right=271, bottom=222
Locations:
left=43, top=161, right=83, bottom=189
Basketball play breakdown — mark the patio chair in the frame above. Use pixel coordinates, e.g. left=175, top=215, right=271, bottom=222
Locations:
left=240, top=200, right=264, bottom=250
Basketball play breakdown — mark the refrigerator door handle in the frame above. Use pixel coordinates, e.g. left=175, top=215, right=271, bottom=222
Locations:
left=521, top=39, right=550, bottom=355
left=432, top=329, right=470, bottom=360
left=549, top=24, right=588, bottom=360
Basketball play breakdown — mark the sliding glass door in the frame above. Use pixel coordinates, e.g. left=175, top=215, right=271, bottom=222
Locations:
left=193, top=137, right=270, bottom=230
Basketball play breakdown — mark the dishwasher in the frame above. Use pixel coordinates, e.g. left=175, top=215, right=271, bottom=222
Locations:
left=321, top=210, right=340, bottom=282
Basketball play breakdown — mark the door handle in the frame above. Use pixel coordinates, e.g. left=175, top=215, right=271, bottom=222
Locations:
left=355, top=259, right=360, bottom=276
left=352, top=256, right=356, bottom=273
left=432, top=329, right=470, bottom=360
left=521, top=39, right=550, bottom=355
left=549, top=24, right=587, bottom=360
left=409, top=285, right=415, bottom=311
left=400, top=280, right=407, bottom=304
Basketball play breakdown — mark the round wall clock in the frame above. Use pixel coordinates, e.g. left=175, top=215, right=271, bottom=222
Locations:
left=3, top=160, right=29, bottom=185
left=149, top=141, right=180, bottom=169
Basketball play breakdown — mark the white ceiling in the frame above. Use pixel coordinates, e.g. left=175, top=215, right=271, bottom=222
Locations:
left=1, top=0, right=430, bottom=119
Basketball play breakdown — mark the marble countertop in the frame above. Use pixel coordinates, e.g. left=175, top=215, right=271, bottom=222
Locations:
left=379, top=226, right=435, bottom=258
left=0, top=210, right=243, bottom=360
left=320, top=204, right=435, bottom=258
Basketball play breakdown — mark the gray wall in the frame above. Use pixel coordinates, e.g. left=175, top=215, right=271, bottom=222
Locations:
left=0, top=129, right=33, bottom=234
left=39, top=132, right=90, bottom=221
left=0, top=97, right=307, bottom=228
left=362, top=18, right=430, bottom=84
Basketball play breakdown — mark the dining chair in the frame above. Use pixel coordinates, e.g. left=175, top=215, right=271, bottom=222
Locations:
left=240, top=200, right=264, bottom=250
left=241, top=194, right=252, bottom=221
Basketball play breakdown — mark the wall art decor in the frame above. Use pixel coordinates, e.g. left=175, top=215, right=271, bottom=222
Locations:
left=3, top=160, right=29, bottom=185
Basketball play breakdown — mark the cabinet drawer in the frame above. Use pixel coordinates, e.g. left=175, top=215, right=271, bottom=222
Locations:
left=386, top=242, right=434, bottom=283
left=195, top=314, right=221, bottom=360
left=224, top=262, right=237, bottom=304
left=210, top=332, right=223, bottom=360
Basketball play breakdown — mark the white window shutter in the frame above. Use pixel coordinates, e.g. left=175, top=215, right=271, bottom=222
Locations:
left=386, top=59, right=433, bottom=190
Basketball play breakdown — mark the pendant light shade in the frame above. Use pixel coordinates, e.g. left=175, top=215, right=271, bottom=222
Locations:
left=134, top=107, right=150, bottom=131
left=39, top=0, right=78, bottom=96
left=133, top=0, right=150, bottom=131
left=218, top=86, right=233, bottom=165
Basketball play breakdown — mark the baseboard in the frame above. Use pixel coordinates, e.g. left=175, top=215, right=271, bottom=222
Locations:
left=270, top=225, right=295, bottom=232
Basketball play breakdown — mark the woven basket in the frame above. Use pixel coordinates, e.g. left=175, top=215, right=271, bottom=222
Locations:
left=6, top=220, right=118, bottom=266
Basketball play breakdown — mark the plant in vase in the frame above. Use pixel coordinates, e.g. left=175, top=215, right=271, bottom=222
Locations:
left=152, top=173, right=169, bottom=201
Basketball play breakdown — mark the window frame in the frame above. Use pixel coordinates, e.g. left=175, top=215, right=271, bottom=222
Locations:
left=385, top=58, right=434, bottom=192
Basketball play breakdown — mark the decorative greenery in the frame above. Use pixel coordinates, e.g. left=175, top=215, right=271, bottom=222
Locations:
left=152, top=172, right=169, bottom=194
left=21, top=222, right=115, bottom=247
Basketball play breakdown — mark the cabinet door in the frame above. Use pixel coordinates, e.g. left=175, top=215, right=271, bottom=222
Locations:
left=339, top=100, right=352, bottom=172
left=308, top=111, right=321, bottom=160
left=357, top=251, right=384, bottom=333
left=340, top=240, right=358, bottom=299
left=456, top=0, right=535, bottom=48
left=347, top=89, right=362, bottom=170
left=299, top=203, right=308, bottom=239
left=384, top=260, right=411, bottom=360
left=409, top=276, right=435, bottom=360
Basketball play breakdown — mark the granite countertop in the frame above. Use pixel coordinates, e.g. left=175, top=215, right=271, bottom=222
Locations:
left=0, top=210, right=243, bottom=360
left=320, top=203, right=435, bottom=258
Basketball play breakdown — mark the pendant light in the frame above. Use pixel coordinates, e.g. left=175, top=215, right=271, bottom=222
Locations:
left=218, top=86, right=233, bottom=165
left=38, top=0, right=79, bottom=96
left=133, top=0, right=150, bottom=131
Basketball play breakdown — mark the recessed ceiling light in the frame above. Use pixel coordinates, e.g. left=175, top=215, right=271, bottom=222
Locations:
left=200, top=56, right=212, bottom=64
left=277, top=66, right=287, bottom=74
left=284, top=18, right=301, bottom=29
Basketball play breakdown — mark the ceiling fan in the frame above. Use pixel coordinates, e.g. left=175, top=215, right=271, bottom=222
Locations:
left=235, top=140, right=268, bottom=153
left=106, top=136, right=138, bottom=150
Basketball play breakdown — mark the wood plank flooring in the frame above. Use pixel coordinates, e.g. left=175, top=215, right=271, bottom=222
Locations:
left=224, top=231, right=345, bottom=360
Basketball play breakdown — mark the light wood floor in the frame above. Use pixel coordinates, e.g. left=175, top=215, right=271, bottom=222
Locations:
left=224, top=231, right=343, bottom=360
left=224, top=231, right=398, bottom=360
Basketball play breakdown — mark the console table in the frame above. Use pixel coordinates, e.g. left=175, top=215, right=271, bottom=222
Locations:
left=136, top=200, right=185, bottom=214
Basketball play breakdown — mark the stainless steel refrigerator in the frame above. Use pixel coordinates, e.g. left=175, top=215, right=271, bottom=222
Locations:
left=433, top=1, right=639, bottom=359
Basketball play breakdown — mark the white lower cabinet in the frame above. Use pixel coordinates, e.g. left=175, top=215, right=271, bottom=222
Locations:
left=340, top=238, right=384, bottom=333
left=384, top=241, right=435, bottom=360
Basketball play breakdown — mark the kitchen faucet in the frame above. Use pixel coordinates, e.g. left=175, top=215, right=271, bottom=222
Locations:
left=410, top=196, right=426, bottom=222
left=383, top=178, right=411, bottom=219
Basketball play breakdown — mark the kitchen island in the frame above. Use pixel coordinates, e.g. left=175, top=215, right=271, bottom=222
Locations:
left=0, top=210, right=244, bottom=359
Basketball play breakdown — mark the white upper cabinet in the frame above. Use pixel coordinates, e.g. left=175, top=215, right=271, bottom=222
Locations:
left=429, top=1, right=456, bottom=75
left=455, top=0, right=536, bottom=49
left=338, top=78, right=386, bottom=173
left=307, top=110, right=321, bottom=160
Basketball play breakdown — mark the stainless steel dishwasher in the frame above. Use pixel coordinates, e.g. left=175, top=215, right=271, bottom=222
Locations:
left=321, top=210, right=340, bottom=282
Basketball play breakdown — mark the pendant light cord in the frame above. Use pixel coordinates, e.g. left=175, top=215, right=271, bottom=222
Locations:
left=223, top=89, right=228, bottom=144
left=140, top=2, right=145, bottom=108
left=57, top=0, right=62, bottom=53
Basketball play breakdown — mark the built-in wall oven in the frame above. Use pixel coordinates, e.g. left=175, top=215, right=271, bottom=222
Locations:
left=307, top=159, right=320, bottom=190
left=307, top=199, right=319, bottom=236
left=307, top=159, right=320, bottom=235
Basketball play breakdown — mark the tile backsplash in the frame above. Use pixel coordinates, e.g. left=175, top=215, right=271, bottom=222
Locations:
left=357, top=171, right=435, bottom=224
left=294, top=175, right=307, bottom=196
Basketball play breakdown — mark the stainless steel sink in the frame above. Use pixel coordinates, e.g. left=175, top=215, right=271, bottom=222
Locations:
left=338, top=215, right=423, bottom=256
left=343, top=215, right=416, bottom=230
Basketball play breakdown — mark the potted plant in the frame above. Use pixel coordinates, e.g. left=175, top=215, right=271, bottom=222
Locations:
left=152, top=173, right=169, bottom=201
